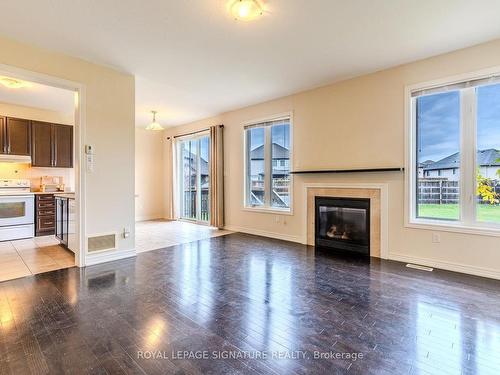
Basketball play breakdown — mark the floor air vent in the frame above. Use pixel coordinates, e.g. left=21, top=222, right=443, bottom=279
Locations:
left=406, top=263, right=434, bottom=272
left=88, top=233, right=117, bottom=253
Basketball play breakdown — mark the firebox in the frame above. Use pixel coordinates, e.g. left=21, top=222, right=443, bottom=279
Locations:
left=315, top=196, right=370, bottom=256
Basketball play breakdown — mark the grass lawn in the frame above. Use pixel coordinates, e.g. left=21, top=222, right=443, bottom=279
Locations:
left=418, top=204, right=500, bottom=223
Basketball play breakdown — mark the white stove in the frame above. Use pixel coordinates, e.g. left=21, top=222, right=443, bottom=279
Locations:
left=0, top=179, right=35, bottom=241
left=0, top=179, right=34, bottom=195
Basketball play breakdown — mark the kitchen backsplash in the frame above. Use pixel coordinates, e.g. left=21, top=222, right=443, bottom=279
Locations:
left=0, top=163, right=74, bottom=191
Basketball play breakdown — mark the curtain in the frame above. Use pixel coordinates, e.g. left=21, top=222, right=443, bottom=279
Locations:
left=209, top=125, right=224, bottom=228
left=167, top=137, right=178, bottom=220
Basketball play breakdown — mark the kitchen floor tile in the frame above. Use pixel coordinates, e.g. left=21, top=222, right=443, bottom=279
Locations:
left=0, top=236, right=75, bottom=283
left=23, top=257, right=58, bottom=268
left=54, top=259, right=75, bottom=268
left=34, top=237, right=60, bottom=247
left=29, top=264, right=66, bottom=274
left=0, top=266, right=31, bottom=282
left=0, top=257, right=27, bottom=267
left=0, top=241, right=15, bottom=250
left=11, top=239, right=38, bottom=250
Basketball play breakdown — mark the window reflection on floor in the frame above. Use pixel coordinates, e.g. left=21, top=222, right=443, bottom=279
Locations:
left=246, top=255, right=294, bottom=352
left=178, top=241, right=214, bottom=323
left=476, top=320, right=500, bottom=374
left=416, top=301, right=462, bottom=373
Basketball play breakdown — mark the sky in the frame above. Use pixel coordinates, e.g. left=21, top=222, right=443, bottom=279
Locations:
left=417, top=83, right=500, bottom=162
left=181, top=136, right=209, bottom=161
left=248, top=122, right=290, bottom=150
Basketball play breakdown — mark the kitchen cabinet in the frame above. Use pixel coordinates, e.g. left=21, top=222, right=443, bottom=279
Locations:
left=35, top=194, right=55, bottom=236
left=31, top=121, right=73, bottom=168
left=0, top=117, right=31, bottom=155
left=53, top=124, right=73, bottom=168
left=31, top=121, right=52, bottom=167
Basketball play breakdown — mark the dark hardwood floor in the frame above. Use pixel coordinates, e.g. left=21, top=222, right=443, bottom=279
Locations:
left=1, top=233, right=499, bottom=375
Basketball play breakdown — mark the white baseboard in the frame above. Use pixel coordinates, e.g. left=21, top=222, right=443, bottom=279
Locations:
left=85, top=248, right=136, bottom=266
left=223, top=225, right=302, bottom=243
left=135, top=214, right=164, bottom=222
left=389, top=252, right=500, bottom=280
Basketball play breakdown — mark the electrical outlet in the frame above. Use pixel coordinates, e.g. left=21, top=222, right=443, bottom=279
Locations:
left=432, top=233, right=441, bottom=243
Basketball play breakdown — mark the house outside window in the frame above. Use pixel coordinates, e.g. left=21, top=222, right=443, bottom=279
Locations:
left=244, top=116, right=292, bottom=212
left=407, top=72, right=500, bottom=232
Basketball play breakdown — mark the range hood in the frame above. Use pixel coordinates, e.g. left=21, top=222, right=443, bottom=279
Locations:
left=0, top=155, right=32, bottom=164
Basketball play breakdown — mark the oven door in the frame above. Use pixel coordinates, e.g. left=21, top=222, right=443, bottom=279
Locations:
left=0, top=195, right=34, bottom=227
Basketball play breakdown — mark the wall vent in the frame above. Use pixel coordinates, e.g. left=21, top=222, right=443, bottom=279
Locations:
left=406, top=263, right=434, bottom=272
left=87, top=233, right=117, bottom=253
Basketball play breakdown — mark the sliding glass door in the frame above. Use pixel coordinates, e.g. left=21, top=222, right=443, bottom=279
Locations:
left=178, top=134, right=210, bottom=223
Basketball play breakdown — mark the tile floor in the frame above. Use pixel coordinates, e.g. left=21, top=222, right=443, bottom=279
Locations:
left=0, top=236, right=75, bottom=282
left=135, top=219, right=232, bottom=253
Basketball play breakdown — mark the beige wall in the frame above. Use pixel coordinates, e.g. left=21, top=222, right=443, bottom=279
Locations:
left=164, top=38, right=500, bottom=279
left=135, top=128, right=164, bottom=221
left=0, top=36, right=135, bottom=260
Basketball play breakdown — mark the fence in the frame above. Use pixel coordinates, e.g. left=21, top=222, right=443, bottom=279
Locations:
left=418, top=178, right=500, bottom=204
left=182, top=190, right=209, bottom=221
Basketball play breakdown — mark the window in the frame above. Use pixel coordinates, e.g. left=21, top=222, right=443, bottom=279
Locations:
left=410, top=75, right=500, bottom=229
left=245, top=117, right=291, bottom=211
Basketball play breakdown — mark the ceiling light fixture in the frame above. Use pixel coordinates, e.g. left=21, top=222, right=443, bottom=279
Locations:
left=228, top=0, right=264, bottom=21
left=0, top=76, right=32, bottom=89
left=146, top=110, right=164, bottom=131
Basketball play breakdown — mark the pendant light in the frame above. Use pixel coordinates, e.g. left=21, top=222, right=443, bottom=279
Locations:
left=146, top=110, right=164, bottom=131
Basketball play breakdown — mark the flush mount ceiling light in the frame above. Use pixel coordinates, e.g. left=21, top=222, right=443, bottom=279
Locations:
left=228, top=0, right=264, bottom=21
left=0, top=76, right=32, bottom=89
left=146, top=110, right=164, bottom=131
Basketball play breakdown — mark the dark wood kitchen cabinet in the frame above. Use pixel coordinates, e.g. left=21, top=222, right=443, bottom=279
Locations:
left=31, top=121, right=73, bottom=168
left=31, top=121, right=52, bottom=166
left=53, top=124, right=73, bottom=168
left=0, top=117, right=31, bottom=155
left=35, top=193, right=56, bottom=236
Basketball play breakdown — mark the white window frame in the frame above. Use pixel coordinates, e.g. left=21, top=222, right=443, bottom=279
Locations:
left=243, top=112, right=293, bottom=214
left=405, top=67, right=500, bottom=236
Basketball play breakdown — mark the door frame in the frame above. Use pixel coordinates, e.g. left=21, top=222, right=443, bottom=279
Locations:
left=176, top=131, right=210, bottom=224
left=0, top=63, right=86, bottom=267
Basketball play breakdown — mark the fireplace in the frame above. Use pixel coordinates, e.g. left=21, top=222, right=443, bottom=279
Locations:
left=315, top=196, right=370, bottom=256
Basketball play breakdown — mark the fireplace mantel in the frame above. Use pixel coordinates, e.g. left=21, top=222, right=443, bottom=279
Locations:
left=291, top=167, right=403, bottom=174
left=304, top=183, right=389, bottom=259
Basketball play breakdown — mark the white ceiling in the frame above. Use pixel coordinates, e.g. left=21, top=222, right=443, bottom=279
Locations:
left=1, top=0, right=500, bottom=128
left=0, top=80, right=74, bottom=115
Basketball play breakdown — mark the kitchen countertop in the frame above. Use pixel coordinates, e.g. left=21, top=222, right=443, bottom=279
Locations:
left=53, top=192, right=75, bottom=199
left=32, top=191, right=74, bottom=195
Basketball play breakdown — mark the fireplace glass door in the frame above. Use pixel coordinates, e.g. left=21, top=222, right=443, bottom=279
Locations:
left=315, top=197, right=370, bottom=255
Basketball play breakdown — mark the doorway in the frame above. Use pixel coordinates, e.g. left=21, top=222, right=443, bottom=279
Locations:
left=0, top=64, right=84, bottom=281
left=177, top=134, right=210, bottom=224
